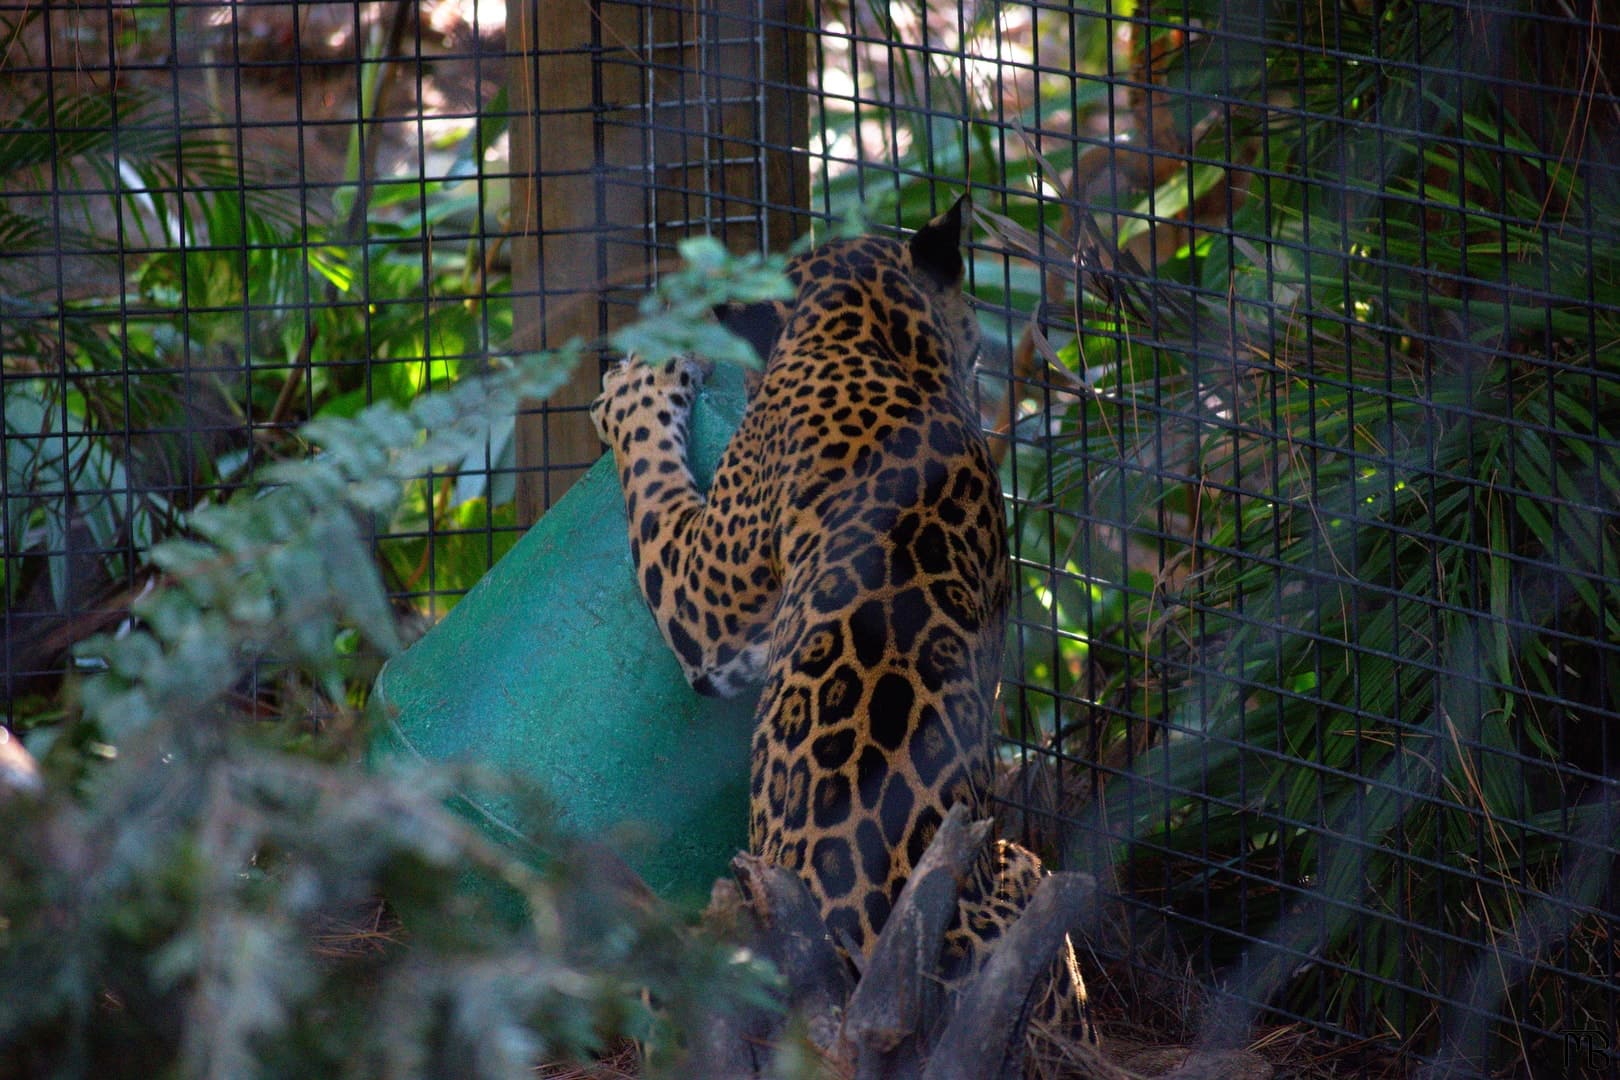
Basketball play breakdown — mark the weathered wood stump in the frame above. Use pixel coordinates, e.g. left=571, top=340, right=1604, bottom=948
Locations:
left=692, top=804, right=1274, bottom=1080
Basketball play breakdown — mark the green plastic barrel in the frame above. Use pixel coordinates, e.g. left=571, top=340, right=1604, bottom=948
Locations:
left=367, top=364, right=758, bottom=909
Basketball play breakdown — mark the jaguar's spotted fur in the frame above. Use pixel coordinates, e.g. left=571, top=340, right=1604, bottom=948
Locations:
left=591, top=197, right=1096, bottom=1059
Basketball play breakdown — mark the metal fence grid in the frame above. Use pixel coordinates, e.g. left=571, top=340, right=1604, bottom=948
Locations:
left=1, top=0, right=548, bottom=683
left=3, top=1, right=1617, bottom=1076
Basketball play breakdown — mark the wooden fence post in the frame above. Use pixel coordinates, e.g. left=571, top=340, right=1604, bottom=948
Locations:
left=507, top=0, right=808, bottom=526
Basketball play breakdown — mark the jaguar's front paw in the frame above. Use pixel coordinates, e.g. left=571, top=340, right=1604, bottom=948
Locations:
left=589, top=358, right=635, bottom=446
left=589, top=355, right=709, bottom=449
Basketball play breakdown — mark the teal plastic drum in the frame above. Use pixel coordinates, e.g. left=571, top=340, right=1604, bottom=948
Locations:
left=367, top=364, right=758, bottom=909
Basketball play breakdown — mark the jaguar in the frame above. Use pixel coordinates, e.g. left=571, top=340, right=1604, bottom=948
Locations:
left=590, top=196, right=1097, bottom=1060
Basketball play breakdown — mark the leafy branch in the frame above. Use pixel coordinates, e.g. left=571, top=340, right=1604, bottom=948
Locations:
left=2, top=245, right=795, bottom=1079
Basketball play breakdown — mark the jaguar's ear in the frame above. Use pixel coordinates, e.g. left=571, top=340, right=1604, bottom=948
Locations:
left=909, top=192, right=971, bottom=289
left=714, top=301, right=785, bottom=367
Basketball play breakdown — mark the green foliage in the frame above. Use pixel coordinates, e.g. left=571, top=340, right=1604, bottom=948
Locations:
left=0, top=36, right=802, bottom=1062
left=0, top=273, right=804, bottom=1074
left=986, top=0, right=1620, bottom=1058
left=0, top=66, right=519, bottom=620
left=0, top=85, right=266, bottom=611
left=72, top=352, right=576, bottom=739
left=610, top=236, right=795, bottom=369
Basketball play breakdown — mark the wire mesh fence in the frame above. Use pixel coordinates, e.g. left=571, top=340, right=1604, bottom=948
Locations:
left=2, top=0, right=1617, bottom=1075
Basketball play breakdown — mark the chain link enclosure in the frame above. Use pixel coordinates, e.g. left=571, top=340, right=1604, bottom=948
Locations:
left=2, top=1, right=1616, bottom=1074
